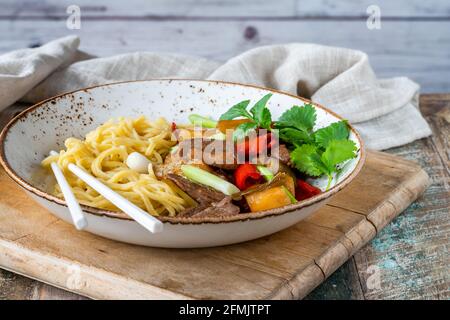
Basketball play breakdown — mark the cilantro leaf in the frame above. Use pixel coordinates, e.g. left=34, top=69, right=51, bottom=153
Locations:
left=232, top=121, right=258, bottom=140
left=278, top=128, right=314, bottom=146
left=219, top=100, right=252, bottom=120
left=249, top=94, right=272, bottom=129
left=276, top=104, right=316, bottom=133
left=314, top=120, right=350, bottom=149
left=321, top=139, right=357, bottom=173
left=290, top=139, right=357, bottom=190
left=290, top=144, right=327, bottom=177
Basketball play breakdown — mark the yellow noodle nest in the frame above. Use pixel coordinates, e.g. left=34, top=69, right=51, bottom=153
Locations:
left=42, top=116, right=187, bottom=216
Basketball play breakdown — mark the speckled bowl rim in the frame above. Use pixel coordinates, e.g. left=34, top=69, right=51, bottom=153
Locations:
left=0, top=79, right=365, bottom=225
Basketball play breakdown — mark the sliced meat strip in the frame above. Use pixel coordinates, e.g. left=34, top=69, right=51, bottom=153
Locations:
left=167, top=173, right=226, bottom=203
left=177, top=138, right=238, bottom=170
left=167, top=174, right=240, bottom=218
left=155, top=138, right=230, bottom=178
left=202, top=139, right=239, bottom=170
left=178, top=198, right=240, bottom=218
left=272, top=144, right=291, bottom=165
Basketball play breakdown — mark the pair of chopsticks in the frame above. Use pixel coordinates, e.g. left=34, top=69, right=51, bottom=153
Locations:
left=49, top=151, right=163, bottom=233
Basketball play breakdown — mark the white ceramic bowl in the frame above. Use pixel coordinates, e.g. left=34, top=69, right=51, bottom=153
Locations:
left=0, top=80, right=365, bottom=248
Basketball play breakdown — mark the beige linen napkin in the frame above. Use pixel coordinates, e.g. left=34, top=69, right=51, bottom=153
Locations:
left=0, top=36, right=431, bottom=150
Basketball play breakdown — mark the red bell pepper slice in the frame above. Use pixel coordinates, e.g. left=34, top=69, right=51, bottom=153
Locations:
left=295, top=179, right=322, bottom=201
left=234, top=163, right=264, bottom=190
left=171, top=122, right=177, bottom=131
left=236, top=132, right=273, bottom=159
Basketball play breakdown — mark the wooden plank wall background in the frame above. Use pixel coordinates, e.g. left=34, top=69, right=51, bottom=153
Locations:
left=1, top=0, right=449, bottom=92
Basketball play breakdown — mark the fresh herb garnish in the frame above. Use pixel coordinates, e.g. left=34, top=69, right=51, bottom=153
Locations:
left=290, top=140, right=357, bottom=189
left=277, top=105, right=357, bottom=189
left=219, top=94, right=272, bottom=139
left=290, top=144, right=327, bottom=177
left=219, top=100, right=252, bottom=121
left=218, top=95, right=358, bottom=189
left=314, top=120, right=350, bottom=148
left=278, top=128, right=314, bottom=145
left=273, top=104, right=318, bottom=145
left=249, top=94, right=272, bottom=129
left=276, top=104, right=316, bottom=133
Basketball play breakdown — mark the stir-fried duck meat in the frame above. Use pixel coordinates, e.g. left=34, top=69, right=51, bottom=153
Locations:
left=202, top=138, right=291, bottom=169
left=155, top=138, right=233, bottom=178
left=183, top=138, right=291, bottom=170
left=167, top=174, right=240, bottom=217
left=176, top=198, right=240, bottom=218
left=272, top=144, right=291, bottom=165
left=175, top=138, right=238, bottom=170
left=160, top=138, right=289, bottom=178
left=202, top=139, right=239, bottom=170
left=167, top=173, right=225, bottom=203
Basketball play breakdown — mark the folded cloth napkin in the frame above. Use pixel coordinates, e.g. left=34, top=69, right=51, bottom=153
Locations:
left=0, top=36, right=431, bottom=150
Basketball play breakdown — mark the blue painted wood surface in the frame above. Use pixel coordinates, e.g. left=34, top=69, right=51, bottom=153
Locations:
left=0, top=0, right=449, bottom=92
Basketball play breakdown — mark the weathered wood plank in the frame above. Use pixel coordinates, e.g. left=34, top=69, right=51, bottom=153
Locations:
left=304, top=259, right=365, bottom=300
left=0, top=268, right=86, bottom=300
left=350, top=96, right=450, bottom=300
left=30, top=283, right=88, bottom=300
left=297, top=0, right=450, bottom=18
left=1, top=20, right=449, bottom=92
left=1, top=0, right=297, bottom=18
left=420, top=94, right=450, bottom=174
left=309, top=95, right=450, bottom=300
left=0, top=268, right=35, bottom=299
left=2, top=0, right=450, bottom=18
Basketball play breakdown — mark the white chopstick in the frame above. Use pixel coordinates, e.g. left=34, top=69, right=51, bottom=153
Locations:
left=49, top=151, right=88, bottom=230
left=66, top=162, right=164, bottom=233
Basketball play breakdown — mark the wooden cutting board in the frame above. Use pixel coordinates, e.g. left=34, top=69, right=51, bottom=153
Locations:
left=0, top=150, right=430, bottom=299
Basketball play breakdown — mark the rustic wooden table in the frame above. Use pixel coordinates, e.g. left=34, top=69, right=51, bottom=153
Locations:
left=0, top=94, right=448, bottom=300
left=0, top=0, right=449, bottom=300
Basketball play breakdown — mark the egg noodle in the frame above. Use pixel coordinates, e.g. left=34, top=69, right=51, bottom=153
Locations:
left=42, top=116, right=188, bottom=216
